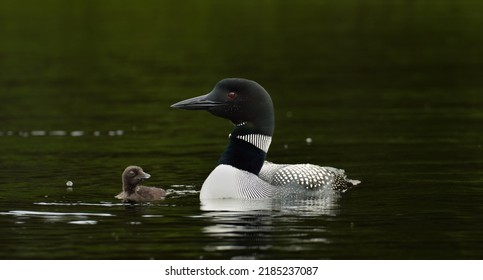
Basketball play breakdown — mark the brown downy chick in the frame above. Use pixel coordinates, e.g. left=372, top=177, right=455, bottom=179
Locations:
left=115, top=166, right=166, bottom=203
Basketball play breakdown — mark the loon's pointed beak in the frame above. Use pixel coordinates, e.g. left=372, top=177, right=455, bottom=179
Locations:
left=171, top=94, right=223, bottom=110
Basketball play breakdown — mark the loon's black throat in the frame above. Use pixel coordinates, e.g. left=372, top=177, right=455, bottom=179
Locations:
left=218, top=118, right=274, bottom=175
left=219, top=137, right=266, bottom=174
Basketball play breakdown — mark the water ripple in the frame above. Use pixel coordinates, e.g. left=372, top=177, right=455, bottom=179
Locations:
left=68, top=220, right=98, bottom=225
left=1, top=210, right=114, bottom=217
left=0, top=130, right=125, bottom=137
left=34, top=202, right=122, bottom=207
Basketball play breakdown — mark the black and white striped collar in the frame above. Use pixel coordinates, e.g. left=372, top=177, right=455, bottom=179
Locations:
left=234, top=134, right=272, bottom=153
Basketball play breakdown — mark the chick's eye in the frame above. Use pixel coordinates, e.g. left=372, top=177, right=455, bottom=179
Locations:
left=128, top=170, right=136, bottom=177
left=227, top=92, right=237, bottom=100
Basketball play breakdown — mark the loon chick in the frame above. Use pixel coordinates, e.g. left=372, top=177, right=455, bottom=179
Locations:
left=115, top=166, right=166, bottom=203
left=171, top=78, right=359, bottom=199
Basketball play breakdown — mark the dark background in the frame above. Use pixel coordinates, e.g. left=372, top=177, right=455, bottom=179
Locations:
left=0, top=0, right=482, bottom=259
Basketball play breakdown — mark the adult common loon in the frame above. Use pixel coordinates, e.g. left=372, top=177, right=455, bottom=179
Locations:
left=171, top=78, right=360, bottom=199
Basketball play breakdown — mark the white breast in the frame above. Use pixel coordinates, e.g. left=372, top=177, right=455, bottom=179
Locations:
left=200, top=164, right=275, bottom=199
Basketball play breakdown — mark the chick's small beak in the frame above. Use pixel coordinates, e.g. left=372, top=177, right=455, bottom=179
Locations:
left=141, top=172, right=151, bottom=180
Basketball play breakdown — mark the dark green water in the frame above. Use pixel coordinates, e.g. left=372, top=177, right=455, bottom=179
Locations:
left=1, top=0, right=482, bottom=259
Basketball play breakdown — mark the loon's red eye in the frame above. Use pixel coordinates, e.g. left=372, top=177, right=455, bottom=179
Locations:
left=227, top=92, right=237, bottom=100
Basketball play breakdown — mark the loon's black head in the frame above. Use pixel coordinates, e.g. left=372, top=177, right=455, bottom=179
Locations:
left=171, top=78, right=274, bottom=136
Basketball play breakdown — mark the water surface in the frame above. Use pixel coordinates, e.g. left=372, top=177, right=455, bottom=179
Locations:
left=1, top=0, right=482, bottom=259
